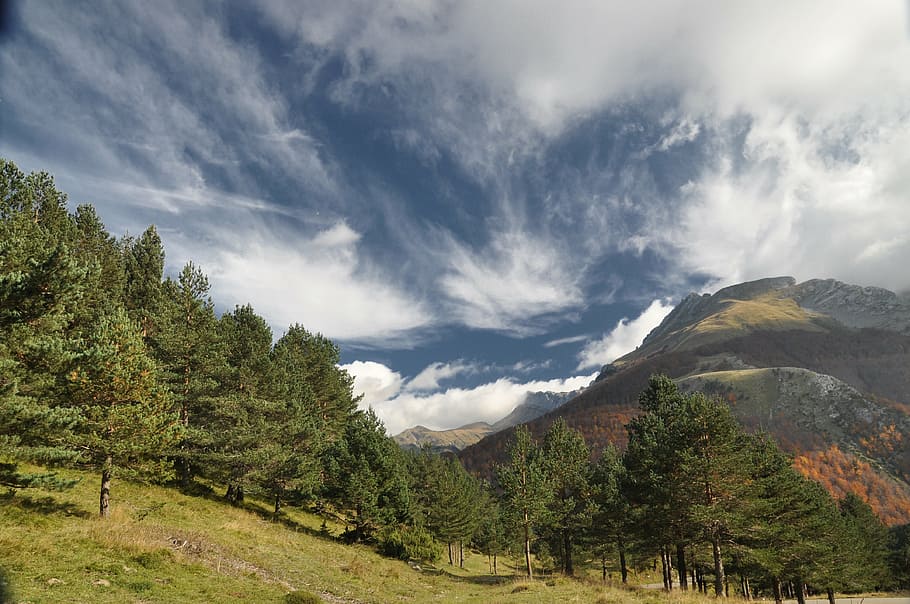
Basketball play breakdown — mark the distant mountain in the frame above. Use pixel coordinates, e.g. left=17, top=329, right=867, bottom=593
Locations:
left=393, top=390, right=580, bottom=452
left=394, top=422, right=494, bottom=454
left=460, top=276, right=910, bottom=525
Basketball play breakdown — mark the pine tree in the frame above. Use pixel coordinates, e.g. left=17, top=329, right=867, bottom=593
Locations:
left=269, top=324, right=358, bottom=444
left=122, top=225, right=164, bottom=339
left=590, top=444, right=632, bottom=583
left=66, top=308, right=182, bottom=516
left=323, top=409, right=410, bottom=541
left=539, top=418, right=591, bottom=576
left=153, top=262, right=225, bottom=484
left=0, top=159, right=85, bottom=488
left=497, top=425, right=552, bottom=578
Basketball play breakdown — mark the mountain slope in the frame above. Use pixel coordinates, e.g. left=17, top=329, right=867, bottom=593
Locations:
left=459, top=276, right=910, bottom=525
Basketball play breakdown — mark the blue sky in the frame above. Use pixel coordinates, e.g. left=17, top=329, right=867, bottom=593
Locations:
left=3, top=1, right=910, bottom=434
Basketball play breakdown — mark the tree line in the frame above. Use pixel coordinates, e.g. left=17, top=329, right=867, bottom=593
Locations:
left=2, top=159, right=908, bottom=599
left=489, top=375, right=909, bottom=602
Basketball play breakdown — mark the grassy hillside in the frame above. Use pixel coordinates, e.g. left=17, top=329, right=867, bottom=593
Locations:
left=1, top=465, right=725, bottom=604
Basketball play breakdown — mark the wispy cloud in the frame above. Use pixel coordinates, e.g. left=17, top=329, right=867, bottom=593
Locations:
left=544, top=334, right=589, bottom=348
left=439, top=229, right=585, bottom=334
left=405, top=361, right=477, bottom=392
left=577, top=299, right=674, bottom=370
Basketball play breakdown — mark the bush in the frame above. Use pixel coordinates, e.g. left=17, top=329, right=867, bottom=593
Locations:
left=376, top=525, right=441, bottom=562
left=284, top=591, right=322, bottom=604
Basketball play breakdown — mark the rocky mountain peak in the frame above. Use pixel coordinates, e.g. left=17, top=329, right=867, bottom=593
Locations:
left=785, top=278, right=910, bottom=334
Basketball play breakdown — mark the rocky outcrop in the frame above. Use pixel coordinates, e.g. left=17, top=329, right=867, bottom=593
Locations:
left=785, top=278, right=910, bottom=334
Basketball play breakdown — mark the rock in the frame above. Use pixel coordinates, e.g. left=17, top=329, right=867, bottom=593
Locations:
left=46, top=577, right=64, bottom=586
left=92, top=578, right=111, bottom=587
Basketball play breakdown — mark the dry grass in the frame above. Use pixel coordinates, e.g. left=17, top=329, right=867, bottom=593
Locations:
left=1, top=464, right=745, bottom=604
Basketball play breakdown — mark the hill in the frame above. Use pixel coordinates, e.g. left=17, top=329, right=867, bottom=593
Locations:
left=0, top=465, right=710, bottom=604
left=460, top=277, right=910, bottom=525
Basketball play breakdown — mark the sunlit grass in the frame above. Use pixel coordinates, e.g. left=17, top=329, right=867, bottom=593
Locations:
left=1, top=464, right=743, bottom=603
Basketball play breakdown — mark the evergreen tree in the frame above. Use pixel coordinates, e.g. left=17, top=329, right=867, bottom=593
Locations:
left=417, top=452, right=482, bottom=566
left=154, top=262, right=225, bottom=484
left=269, top=324, right=357, bottom=444
left=0, top=159, right=85, bottom=488
left=539, top=418, right=591, bottom=576
left=497, top=425, right=552, bottom=578
left=70, top=204, right=125, bottom=333
left=206, top=305, right=276, bottom=502
left=889, top=524, right=910, bottom=588
left=66, top=308, right=182, bottom=516
left=590, top=444, right=632, bottom=583
left=472, top=486, right=507, bottom=575
left=624, top=375, right=753, bottom=595
left=121, top=225, right=164, bottom=339
left=323, top=409, right=410, bottom=541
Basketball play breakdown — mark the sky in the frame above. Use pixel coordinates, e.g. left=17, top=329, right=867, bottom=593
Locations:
left=2, top=1, right=910, bottom=435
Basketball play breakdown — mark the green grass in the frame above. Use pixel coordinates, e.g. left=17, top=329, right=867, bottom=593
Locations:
left=1, top=465, right=730, bottom=604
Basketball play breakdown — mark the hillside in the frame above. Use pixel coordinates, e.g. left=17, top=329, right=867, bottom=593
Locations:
left=460, top=277, right=910, bottom=525
left=0, top=465, right=699, bottom=604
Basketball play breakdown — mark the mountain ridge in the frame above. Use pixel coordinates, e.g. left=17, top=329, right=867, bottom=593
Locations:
left=459, top=276, right=910, bottom=525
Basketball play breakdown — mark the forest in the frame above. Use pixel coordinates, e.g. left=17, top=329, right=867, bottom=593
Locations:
left=1, top=158, right=909, bottom=603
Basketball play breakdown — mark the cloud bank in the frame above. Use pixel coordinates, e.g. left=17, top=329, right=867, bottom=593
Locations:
left=577, top=299, right=674, bottom=370
left=341, top=359, right=596, bottom=435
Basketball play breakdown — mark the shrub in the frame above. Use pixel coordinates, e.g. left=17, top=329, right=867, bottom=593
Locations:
left=284, top=591, right=322, bottom=604
left=376, top=525, right=441, bottom=562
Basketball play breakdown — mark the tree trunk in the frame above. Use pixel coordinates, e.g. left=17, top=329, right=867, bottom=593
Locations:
left=459, top=541, right=464, bottom=569
left=493, top=553, right=497, bottom=575
left=660, top=547, right=670, bottom=590
left=448, top=542, right=453, bottom=565
left=563, top=532, right=573, bottom=576
left=618, top=538, right=628, bottom=584
left=676, top=543, right=688, bottom=590
left=711, top=536, right=725, bottom=597
left=99, top=457, right=112, bottom=518
left=524, top=521, right=533, bottom=578
left=274, top=492, right=281, bottom=516
left=795, top=580, right=806, bottom=604
left=826, top=587, right=835, bottom=604
left=772, top=578, right=783, bottom=604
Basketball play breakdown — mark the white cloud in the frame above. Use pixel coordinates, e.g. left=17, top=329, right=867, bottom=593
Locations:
left=405, top=361, right=475, bottom=392
left=367, top=372, right=597, bottom=436
left=186, top=221, right=433, bottom=345
left=339, top=361, right=403, bottom=408
left=259, top=0, right=910, bottom=296
left=342, top=358, right=596, bottom=435
left=577, top=299, right=674, bottom=370
left=544, top=334, right=589, bottom=348
left=665, top=112, right=910, bottom=292
left=439, top=229, right=585, bottom=334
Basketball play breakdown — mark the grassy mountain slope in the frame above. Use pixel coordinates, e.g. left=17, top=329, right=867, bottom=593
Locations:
left=1, top=465, right=714, bottom=604
left=460, top=277, right=910, bottom=525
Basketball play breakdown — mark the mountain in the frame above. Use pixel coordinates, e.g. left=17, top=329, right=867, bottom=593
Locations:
left=459, top=276, right=910, bottom=525
left=393, top=390, right=579, bottom=452
left=394, top=422, right=494, bottom=453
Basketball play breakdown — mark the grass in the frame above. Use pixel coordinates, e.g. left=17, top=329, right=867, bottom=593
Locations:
left=666, top=293, right=825, bottom=352
left=1, top=465, right=738, bottom=604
